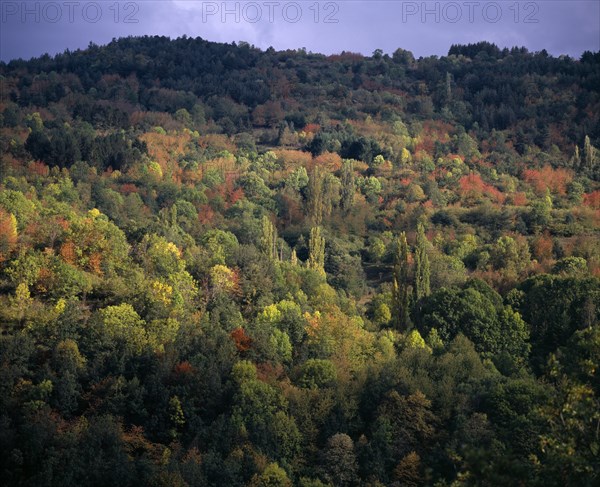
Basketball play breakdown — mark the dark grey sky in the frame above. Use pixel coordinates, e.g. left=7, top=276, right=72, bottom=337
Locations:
left=1, top=1, right=599, bottom=62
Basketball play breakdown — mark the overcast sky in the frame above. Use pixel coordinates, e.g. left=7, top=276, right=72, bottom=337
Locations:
left=1, top=1, right=599, bottom=62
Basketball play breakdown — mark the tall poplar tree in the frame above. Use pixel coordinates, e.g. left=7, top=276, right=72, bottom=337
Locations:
left=308, top=226, right=325, bottom=275
left=583, top=135, right=597, bottom=176
left=415, top=223, right=431, bottom=301
left=392, top=232, right=410, bottom=331
left=307, top=166, right=325, bottom=225
left=260, top=215, right=278, bottom=261
left=340, top=160, right=355, bottom=214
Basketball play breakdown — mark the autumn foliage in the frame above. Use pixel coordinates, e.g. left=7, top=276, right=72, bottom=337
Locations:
left=522, top=166, right=573, bottom=196
left=583, top=190, right=600, bottom=209
left=0, top=209, right=18, bottom=261
left=230, top=327, right=252, bottom=352
left=458, top=173, right=505, bottom=204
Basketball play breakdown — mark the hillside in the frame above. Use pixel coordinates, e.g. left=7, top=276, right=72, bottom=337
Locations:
left=0, top=37, right=599, bottom=486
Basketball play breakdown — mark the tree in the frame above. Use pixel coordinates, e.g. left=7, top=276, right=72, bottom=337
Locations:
left=200, top=229, right=239, bottom=266
left=490, top=235, right=531, bottom=276
left=416, top=280, right=530, bottom=360
left=297, top=359, right=337, bottom=389
left=97, top=303, right=150, bottom=354
left=0, top=209, right=18, bottom=262
left=322, top=433, right=358, bottom=487
left=518, top=275, right=600, bottom=367
left=231, top=361, right=287, bottom=455
left=537, top=326, right=600, bottom=485
left=363, top=176, right=382, bottom=204
left=414, top=224, right=430, bottom=301
left=250, top=462, right=292, bottom=487
left=260, top=215, right=278, bottom=261
left=308, top=227, right=325, bottom=275
left=525, top=187, right=551, bottom=229
left=552, top=257, right=588, bottom=276
left=394, top=451, right=422, bottom=486
left=307, top=166, right=325, bottom=225
left=321, top=173, right=340, bottom=219
left=340, top=161, right=355, bottom=214
left=209, top=264, right=239, bottom=295
left=392, top=232, right=411, bottom=332
left=583, top=135, right=597, bottom=175
left=287, top=166, right=309, bottom=192
left=371, top=390, right=436, bottom=479
left=570, top=145, right=581, bottom=169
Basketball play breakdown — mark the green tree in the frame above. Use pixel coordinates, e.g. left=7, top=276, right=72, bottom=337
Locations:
left=287, top=166, right=309, bottom=192
left=322, top=433, right=358, bottom=487
left=490, top=235, right=531, bottom=276
left=260, top=215, right=278, bottom=261
left=97, top=303, right=150, bottom=354
left=552, top=256, right=588, bottom=276
left=392, top=232, right=411, bottom=332
left=308, top=227, right=325, bottom=275
left=518, top=275, right=600, bottom=367
left=530, top=189, right=553, bottom=229
left=307, top=166, right=325, bottom=225
left=537, top=326, right=600, bottom=486
left=200, top=229, right=239, bottom=266
left=583, top=134, right=597, bottom=175
left=414, top=223, right=430, bottom=301
left=417, top=280, right=530, bottom=360
left=363, top=176, right=382, bottom=204
left=570, top=145, right=581, bottom=169
left=297, top=359, right=337, bottom=389
left=250, top=462, right=292, bottom=487
left=340, top=161, right=355, bottom=214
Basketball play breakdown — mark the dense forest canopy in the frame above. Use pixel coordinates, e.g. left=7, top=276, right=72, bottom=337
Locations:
left=0, top=36, right=599, bottom=486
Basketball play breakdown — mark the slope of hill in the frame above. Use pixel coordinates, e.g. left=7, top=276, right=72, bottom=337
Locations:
left=0, top=37, right=599, bottom=486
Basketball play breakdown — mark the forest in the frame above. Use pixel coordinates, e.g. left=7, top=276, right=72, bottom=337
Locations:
left=0, top=36, right=599, bottom=486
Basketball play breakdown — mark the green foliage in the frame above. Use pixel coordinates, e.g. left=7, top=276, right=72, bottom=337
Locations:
left=340, top=161, right=355, bottom=214
left=97, top=303, right=150, bottom=354
left=362, top=176, right=382, bottom=204
left=414, top=223, right=431, bottom=301
left=518, top=275, right=600, bottom=368
left=308, top=226, right=325, bottom=274
left=392, top=233, right=410, bottom=332
left=260, top=216, right=279, bottom=261
left=552, top=256, right=588, bottom=276
left=322, top=433, right=358, bottom=487
left=0, top=36, right=599, bottom=487
left=297, top=359, right=337, bottom=389
left=287, top=167, right=309, bottom=192
left=417, top=280, right=530, bottom=360
left=307, top=167, right=325, bottom=225
left=250, top=462, right=292, bottom=487
left=200, top=229, right=239, bottom=266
